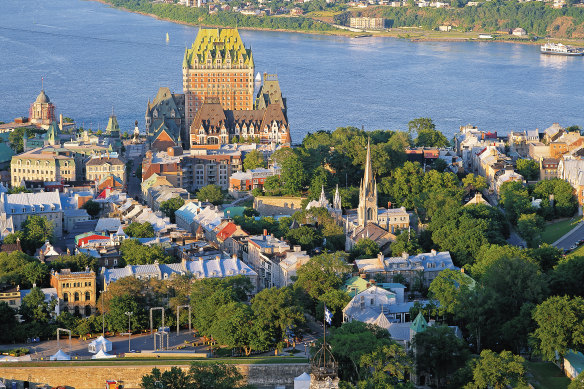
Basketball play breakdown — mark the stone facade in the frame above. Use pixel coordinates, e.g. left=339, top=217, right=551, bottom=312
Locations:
left=0, top=363, right=310, bottom=389
left=50, top=268, right=97, bottom=317
left=357, top=140, right=378, bottom=227
left=253, top=196, right=305, bottom=217
left=29, top=89, right=55, bottom=126
left=86, top=156, right=126, bottom=185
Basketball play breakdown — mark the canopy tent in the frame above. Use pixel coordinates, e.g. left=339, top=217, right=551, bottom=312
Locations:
left=294, top=372, right=311, bottom=389
left=91, top=349, right=116, bottom=359
left=49, top=349, right=71, bottom=361
left=88, top=336, right=113, bottom=354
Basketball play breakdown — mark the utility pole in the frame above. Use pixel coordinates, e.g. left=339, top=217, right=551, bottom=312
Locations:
left=125, top=311, right=133, bottom=352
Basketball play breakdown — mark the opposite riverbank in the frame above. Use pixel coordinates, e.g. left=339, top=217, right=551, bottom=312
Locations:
left=89, top=0, right=584, bottom=46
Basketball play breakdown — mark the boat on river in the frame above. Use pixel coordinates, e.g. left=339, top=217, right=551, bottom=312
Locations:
left=540, top=42, right=583, bottom=56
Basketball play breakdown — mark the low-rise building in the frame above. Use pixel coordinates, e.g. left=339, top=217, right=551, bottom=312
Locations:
left=247, top=231, right=290, bottom=289
left=10, top=146, right=77, bottom=188
left=102, top=255, right=258, bottom=292
left=50, top=268, right=97, bottom=317
left=540, top=157, right=559, bottom=181
left=349, top=17, right=385, bottom=30
left=1, top=191, right=64, bottom=237
left=86, top=155, right=126, bottom=185
left=355, top=250, right=458, bottom=286
left=229, top=166, right=281, bottom=191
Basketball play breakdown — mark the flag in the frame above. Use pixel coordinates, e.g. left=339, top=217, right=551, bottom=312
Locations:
left=324, top=305, right=332, bottom=325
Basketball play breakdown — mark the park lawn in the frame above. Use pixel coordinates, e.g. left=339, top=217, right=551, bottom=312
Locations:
left=542, top=218, right=580, bottom=244
left=527, top=361, right=570, bottom=389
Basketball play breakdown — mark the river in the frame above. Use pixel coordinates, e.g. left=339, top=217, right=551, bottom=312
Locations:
left=1, top=0, right=583, bottom=141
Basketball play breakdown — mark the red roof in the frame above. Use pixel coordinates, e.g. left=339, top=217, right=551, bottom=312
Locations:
left=217, top=222, right=238, bottom=241
left=77, top=234, right=109, bottom=247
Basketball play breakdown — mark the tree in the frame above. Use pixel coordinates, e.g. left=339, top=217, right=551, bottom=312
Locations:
left=550, top=256, right=584, bottom=296
left=22, top=261, right=48, bottom=286
left=465, top=350, right=527, bottom=389
left=568, top=373, right=584, bottom=389
left=358, top=343, right=413, bottom=388
left=8, top=127, right=26, bottom=153
left=160, top=197, right=185, bottom=223
left=533, top=295, right=584, bottom=365
left=413, top=326, right=470, bottom=387
left=285, top=225, right=321, bottom=250
left=515, top=159, right=539, bottom=181
left=7, top=186, right=31, bottom=194
left=107, top=293, right=145, bottom=333
left=243, top=149, right=266, bottom=171
left=409, top=118, right=449, bottom=148
left=0, top=302, right=18, bottom=344
left=328, top=321, right=394, bottom=382
left=209, top=302, right=256, bottom=355
left=142, top=367, right=192, bottom=389
left=189, top=363, right=251, bottom=389
left=20, top=215, right=54, bottom=254
left=428, top=269, right=475, bottom=316
left=251, top=287, right=305, bottom=348
left=350, top=238, right=380, bottom=260
left=462, top=173, right=487, bottom=193
left=272, top=148, right=305, bottom=196
left=196, top=184, right=224, bottom=205
left=499, top=181, right=532, bottom=225
left=316, top=289, right=351, bottom=326
left=124, top=222, right=155, bottom=238
left=295, top=252, right=351, bottom=301
left=21, top=287, right=55, bottom=323
left=263, top=175, right=281, bottom=196
left=390, top=230, right=422, bottom=257
left=119, top=239, right=172, bottom=265
left=516, top=213, right=545, bottom=248
left=82, top=200, right=101, bottom=218
left=533, top=178, right=577, bottom=219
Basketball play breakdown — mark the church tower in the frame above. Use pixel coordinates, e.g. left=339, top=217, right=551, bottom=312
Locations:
left=357, top=139, right=378, bottom=227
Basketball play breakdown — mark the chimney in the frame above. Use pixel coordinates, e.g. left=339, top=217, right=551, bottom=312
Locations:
left=59, top=114, right=63, bottom=131
left=293, top=245, right=301, bottom=252
left=387, top=201, right=392, bottom=209
left=402, top=252, right=409, bottom=260
left=430, top=249, right=437, bottom=256
left=263, top=229, right=267, bottom=236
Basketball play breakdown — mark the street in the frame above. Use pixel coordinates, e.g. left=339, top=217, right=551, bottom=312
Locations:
left=552, top=220, right=584, bottom=251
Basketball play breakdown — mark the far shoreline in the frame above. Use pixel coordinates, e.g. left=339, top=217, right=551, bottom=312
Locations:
left=87, top=0, right=584, bottom=47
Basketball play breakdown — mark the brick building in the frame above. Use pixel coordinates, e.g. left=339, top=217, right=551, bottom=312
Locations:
left=182, top=28, right=255, bottom=128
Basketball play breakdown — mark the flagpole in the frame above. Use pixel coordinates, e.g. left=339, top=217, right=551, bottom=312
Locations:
left=323, top=303, right=326, bottom=366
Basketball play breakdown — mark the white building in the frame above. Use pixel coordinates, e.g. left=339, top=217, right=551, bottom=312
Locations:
left=0, top=191, right=63, bottom=237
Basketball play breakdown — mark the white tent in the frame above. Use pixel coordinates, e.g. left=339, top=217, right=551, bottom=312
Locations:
left=294, top=372, right=311, bottom=389
left=0, top=380, right=6, bottom=388
left=88, top=336, right=113, bottom=354
left=0, top=356, right=19, bottom=362
left=49, top=349, right=71, bottom=361
left=91, top=349, right=116, bottom=359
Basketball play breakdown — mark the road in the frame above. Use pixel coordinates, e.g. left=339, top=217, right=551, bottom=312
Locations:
left=553, top=220, right=584, bottom=251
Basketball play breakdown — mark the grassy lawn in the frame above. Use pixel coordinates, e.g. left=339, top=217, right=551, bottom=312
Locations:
left=527, top=361, right=570, bottom=389
left=542, top=218, right=580, bottom=244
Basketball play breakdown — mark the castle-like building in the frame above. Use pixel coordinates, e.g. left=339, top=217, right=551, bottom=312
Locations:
left=29, top=89, right=56, bottom=126
left=182, top=28, right=255, bottom=128
left=146, top=28, right=291, bottom=150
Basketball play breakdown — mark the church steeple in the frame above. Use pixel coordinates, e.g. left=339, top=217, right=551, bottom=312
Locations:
left=357, top=138, right=378, bottom=227
left=333, top=184, right=341, bottom=211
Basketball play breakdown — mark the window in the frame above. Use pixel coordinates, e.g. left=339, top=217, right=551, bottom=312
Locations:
left=63, top=293, right=68, bottom=302
left=85, top=291, right=91, bottom=301
left=74, top=292, right=80, bottom=301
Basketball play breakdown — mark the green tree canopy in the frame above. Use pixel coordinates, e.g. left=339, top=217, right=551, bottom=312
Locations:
left=515, top=159, right=539, bottom=181
left=82, top=200, right=101, bottom=218
left=295, top=252, right=351, bottom=301
left=119, top=239, right=172, bottom=265
left=243, top=149, right=266, bottom=171
left=516, top=213, right=545, bottom=248
left=350, top=238, right=380, bottom=261
left=464, top=350, right=527, bottom=389
left=160, top=197, right=185, bottom=223
left=533, top=295, right=584, bottom=364
left=124, top=222, right=155, bottom=238
left=462, top=173, right=487, bottom=193
left=196, top=184, right=224, bottom=205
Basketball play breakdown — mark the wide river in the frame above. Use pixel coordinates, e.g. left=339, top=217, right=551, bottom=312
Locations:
left=1, top=0, right=583, bottom=142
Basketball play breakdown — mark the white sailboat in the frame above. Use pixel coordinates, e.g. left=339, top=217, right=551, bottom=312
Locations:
left=255, top=72, right=261, bottom=82
left=166, top=32, right=169, bottom=42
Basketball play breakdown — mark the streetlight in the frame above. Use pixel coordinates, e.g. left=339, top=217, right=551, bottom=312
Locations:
left=125, top=311, right=133, bottom=352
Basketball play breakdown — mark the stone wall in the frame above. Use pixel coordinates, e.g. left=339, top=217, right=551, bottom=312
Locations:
left=0, top=363, right=310, bottom=389
left=253, top=196, right=305, bottom=217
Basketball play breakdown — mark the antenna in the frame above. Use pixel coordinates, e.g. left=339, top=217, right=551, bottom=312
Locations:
left=41, top=76, right=44, bottom=91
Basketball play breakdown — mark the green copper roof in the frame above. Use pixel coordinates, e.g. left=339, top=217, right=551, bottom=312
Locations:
left=46, top=121, right=60, bottom=144
left=106, top=115, right=120, bottom=135
left=184, top=28, right=253, bottom=69
left=410, top=312, right=428, bottom=333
